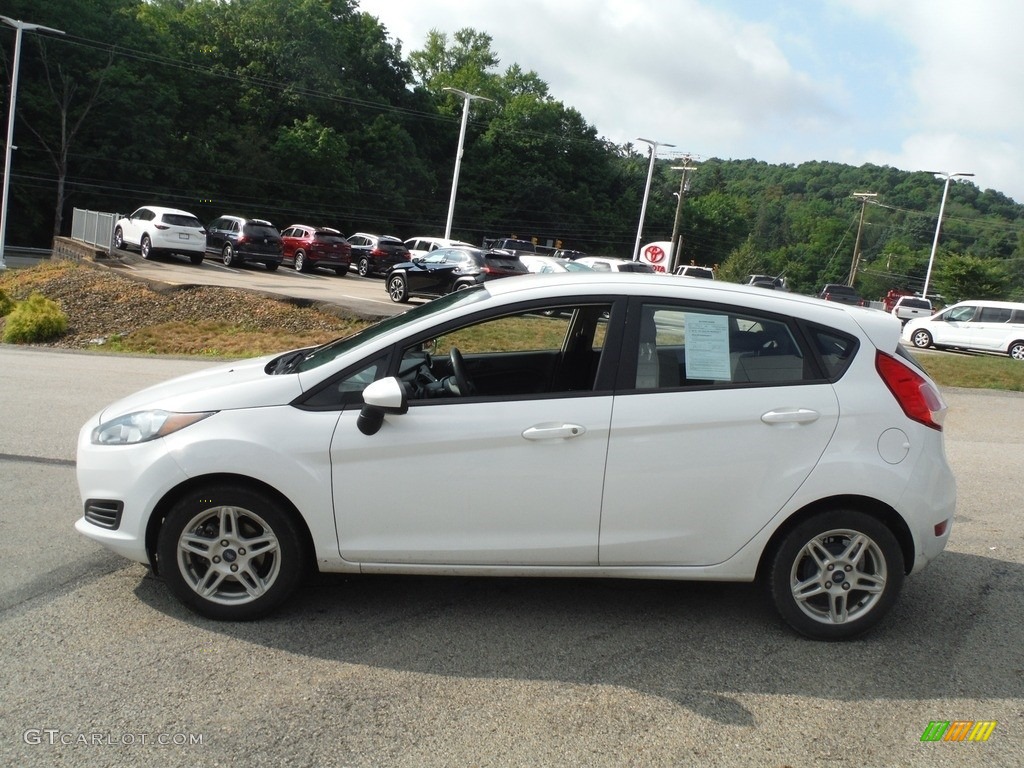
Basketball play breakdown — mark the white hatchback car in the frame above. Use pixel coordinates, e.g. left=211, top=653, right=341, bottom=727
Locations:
left=113, top=205, right=207, bottom=264
left=76, top=275, right=955, bottom=639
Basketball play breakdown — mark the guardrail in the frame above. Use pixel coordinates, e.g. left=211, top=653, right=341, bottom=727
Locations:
left=70, top=208, right=117, bottom=254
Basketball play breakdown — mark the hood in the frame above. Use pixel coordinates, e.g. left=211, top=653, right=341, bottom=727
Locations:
left=99, top=354, right=304, bottom=421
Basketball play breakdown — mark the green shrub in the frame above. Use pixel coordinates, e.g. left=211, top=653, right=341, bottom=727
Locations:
left=0, top=288, right=13, bottom=317
left=2, top=292, right=68, bottom=343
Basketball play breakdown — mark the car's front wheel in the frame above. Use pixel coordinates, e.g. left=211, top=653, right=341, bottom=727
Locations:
left=1009, top=341, right=1024, bottom=360
left=357, top=256, right=370, bottom=277
left=769, top=510, right=904, bottom=639
left=140, top=235, right=153, bottom=260
left=387, top=273, right=409, bottom=302
left=113, top=227, right=125, bottom=250
left=222, top=244, right=235, bottom=267
left=157, top=484, right=308, bottom=620
left=910, top=329, right=932, bottom=349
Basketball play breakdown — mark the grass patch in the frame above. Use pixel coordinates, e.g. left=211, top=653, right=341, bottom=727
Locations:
left=911, top=349, right=1024, bottom=392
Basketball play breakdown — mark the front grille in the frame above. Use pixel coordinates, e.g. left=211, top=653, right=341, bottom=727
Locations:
left=84, top=499, right=124, bottom=530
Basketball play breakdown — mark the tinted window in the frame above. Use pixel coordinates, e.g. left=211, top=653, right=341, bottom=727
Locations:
left=977, top=307, right=1012, bottom=323
left=163, top=214, right=202, bottom=228
left=314, top=231, right=346, bottom=243
left=900, top=298, right=931, bottom=309
left=631, top=304, right=811, bottom=388
left=243, top=223, right=280, bottom=238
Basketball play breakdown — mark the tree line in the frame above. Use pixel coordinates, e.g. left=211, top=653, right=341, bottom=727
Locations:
left=2, top=0, right=1022, bottom=302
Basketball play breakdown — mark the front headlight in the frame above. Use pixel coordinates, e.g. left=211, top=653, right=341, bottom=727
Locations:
left=91, top=410, right=216, bottom=445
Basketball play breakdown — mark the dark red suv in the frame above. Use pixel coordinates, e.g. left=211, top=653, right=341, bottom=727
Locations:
left=280, top=225, right=352, bottom=275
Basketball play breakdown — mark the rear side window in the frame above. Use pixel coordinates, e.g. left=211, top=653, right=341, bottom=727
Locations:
left=808, top=326, right=858, bottom=380
left=977, top=307, right=1012, bottom=323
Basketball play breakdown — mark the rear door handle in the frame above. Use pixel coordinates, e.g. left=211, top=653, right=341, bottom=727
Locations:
left=522, top=423, right=587, bottom=440
left=761, top=408, right=820, bottom=424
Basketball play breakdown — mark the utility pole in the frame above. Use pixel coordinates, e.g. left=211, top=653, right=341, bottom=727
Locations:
left=668, top=158, right=696, bottom=273
left=847, top=192, right=877, bottom=286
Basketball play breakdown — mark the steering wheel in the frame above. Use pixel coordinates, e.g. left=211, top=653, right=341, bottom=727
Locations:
left=449, top=347, right=474, bottom=396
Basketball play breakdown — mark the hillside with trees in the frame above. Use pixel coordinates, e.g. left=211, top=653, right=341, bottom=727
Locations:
left=2, top=0, right=1022, bottom=302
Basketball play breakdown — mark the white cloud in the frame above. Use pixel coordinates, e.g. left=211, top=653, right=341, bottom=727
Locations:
left=360, top=0, right=1024, bottom=201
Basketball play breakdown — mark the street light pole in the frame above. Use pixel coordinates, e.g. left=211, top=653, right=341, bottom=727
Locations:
left=632, top=137, right=674, bottom=261
left=668, top=159, right=696, bottom=273
left=921, top=171, right=973, bottom=299
left=0, top=16, right=65, bottom=270
left=442, top=87, right=492, bottom=241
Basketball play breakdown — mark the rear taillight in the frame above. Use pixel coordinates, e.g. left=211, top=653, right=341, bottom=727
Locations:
left=154, top=224, right=169, bottom=230
left=875, top=351, right=945, bottom=430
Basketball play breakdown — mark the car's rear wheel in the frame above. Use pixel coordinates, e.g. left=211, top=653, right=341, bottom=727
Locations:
left=910, top=329, right=932, bottom=349
left=113, top=226, right=125, bottom=250
left=387, top=273, right=409, bottom=302
left=769, top=510, right=904, bottom=640
left=265, top=261, right=279, bottom=272
left=1009, top=341, right=1024, bottom=360
left=140, top=235, right=153, bottom=260
left=157, top=484, right=307, bottom=620
left=294, top=250, right=308, bottom=272
left=222, top=244, right=235, bottom=267
left=357, top=256, right=370, bottom=277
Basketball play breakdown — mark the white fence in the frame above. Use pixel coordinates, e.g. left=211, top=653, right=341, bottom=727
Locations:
left=70, top=208, right=118, bottom=253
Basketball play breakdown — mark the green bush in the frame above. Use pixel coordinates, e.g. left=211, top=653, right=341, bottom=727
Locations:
left=2, top=292, right=68, bottom=343
left=0, top=288, right=13, bottom=317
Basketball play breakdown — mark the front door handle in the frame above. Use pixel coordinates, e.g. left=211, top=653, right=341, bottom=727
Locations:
left=522, top=423, right=587, bottom=440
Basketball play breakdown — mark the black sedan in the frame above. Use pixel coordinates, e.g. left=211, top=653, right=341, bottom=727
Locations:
left=385, top=246, right=528, bottom=302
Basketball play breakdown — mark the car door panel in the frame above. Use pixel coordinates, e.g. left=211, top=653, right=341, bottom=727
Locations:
left=600, top=384, right=839, bottom=566
left=332, top=396, right=613, bottom=565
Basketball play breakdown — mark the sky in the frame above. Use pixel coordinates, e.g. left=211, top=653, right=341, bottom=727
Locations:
left=356, top=0, right=1024, bottom=204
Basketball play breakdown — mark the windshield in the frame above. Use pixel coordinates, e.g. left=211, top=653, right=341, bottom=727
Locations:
left=293, top=286, right=490, bottom=372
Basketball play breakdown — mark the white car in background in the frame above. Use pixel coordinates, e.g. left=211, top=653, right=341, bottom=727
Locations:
left=518, top=254, right=594, bottom=273
left=113, top=205, right=207, bottom=264
left=403, top=236, right=474, bottom=260
left=903, top=299, right=1024, bottom=359
left=575, top=256, right=657, bottom=273
left=76, top=274, right=955, bottom=639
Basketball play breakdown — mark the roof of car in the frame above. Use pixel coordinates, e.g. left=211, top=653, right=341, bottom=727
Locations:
left=134, top=205, right=199, bottom=218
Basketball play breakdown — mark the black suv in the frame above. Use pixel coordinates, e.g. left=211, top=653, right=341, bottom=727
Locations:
left=818, top=283, right=866, bottom=306
left=347, top=233, right=410, bottom=277
left=205, top=216, right=284, bottom=270
left=385, top=247, right=528, bottom=302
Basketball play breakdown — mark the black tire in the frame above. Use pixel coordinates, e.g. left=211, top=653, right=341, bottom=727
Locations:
left=294, top=250, right=308, bottom=272
left=140, top=235, right=153, bottom=260
left=387, top=273, right=409, bottom=302
left=334, top=266, right=348, bottom=276
left=113, top=226, right=125, bottom=250
left=1009, top=341, right=1024, bottom=360
left=910, top=329, right=932, bottom=349
left=157, top=484, right=308, bottom=620
left=222, top=244, right=235, bottom=267
left=265, top=261, right=280, bottom=272
left=768, top=510, right=904, bottom=640
left=357, top=256, right=370, bottom=277
left=189, top=253, right=204, bottom=265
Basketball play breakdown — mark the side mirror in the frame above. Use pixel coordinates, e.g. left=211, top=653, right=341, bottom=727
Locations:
left=357, top=377, right=409, bottom=436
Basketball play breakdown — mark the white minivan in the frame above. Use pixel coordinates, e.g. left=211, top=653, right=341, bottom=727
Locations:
left=903, top=300, right=1024, bottom=359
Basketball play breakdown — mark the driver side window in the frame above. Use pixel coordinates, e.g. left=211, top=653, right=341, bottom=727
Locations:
left=398, top=303, right=613, bottom=401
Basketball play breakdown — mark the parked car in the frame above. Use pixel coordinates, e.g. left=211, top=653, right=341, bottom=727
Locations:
left=675, top=265, right=715, bottom=279
left=385, top=246, right=528, bottom=302
left=744, top=274, right=789, bottom=291
left=483, top=237, right=542, bottom=257
left=280, top=225, right=352, bottom=274
left=205, top=216, right=283, bottom=270
left=903, top=300, right=1024, bottom=359
left=818, top=283, right=866, bottom=306
left=113, top=206, right=206, bottom=264
left=576, top=256, right=657, bottom=273
left=890, top=296, right=933, bottom=324
left=403, top=236, right=474, bottom=260
left=75, top=274, right=955, bottom=639
left=518, top=254, right=595, bottom=274
left=347, top=233, right=410, bottom=277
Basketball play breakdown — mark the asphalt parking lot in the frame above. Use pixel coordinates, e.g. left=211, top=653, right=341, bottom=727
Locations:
left=0, top=345, right=1021, bottom=767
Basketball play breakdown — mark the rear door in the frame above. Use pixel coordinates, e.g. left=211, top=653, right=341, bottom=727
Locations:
left=599, top=299, right=841, bottom=566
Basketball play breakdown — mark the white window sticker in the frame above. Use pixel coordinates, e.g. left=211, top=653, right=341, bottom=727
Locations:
left=684, top=313, right=731, bottom=380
